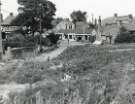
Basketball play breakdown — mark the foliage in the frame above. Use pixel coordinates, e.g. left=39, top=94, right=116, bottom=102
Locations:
left=46, top=32, right=60, bottom=45
left=70, top=10, right=87, bottom=24
left=3, top=32, right=35, bottom=48
left=2, top=44, right=135, bottom=104
left=12, top=60, right=61, bottom=84
left=11, top=0, right=56, bottom=30
left=55, top=45, right=135, bottom=104
left=3, top=31, right=59, bottom=49
left=115, top=27, right=135, bottom=43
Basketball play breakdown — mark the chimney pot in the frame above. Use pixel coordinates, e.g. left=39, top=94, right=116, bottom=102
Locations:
left=114, top=13, right=118, bottom=17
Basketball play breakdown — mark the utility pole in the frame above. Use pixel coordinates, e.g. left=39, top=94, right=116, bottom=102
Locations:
left=39, top=3, right=43, bottom=52
left=0, top=0, right=3, bottom=59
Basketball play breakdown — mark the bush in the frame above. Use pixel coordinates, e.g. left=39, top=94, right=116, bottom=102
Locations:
left=115, top=26, right=135, bottom=43
left=115, top=32, right=135, bottom=43
left=3, top=32, right=35, bottom=48
left=47, top=32, right=59, bottom=45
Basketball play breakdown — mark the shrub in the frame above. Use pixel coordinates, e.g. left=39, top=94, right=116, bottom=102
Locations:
left=47, top=32, right=59, bottom=45
left=3, top=32, right=35, bottom=48
left=115, top=32, right=135, bottom=43
left=115, top=26, right=135, bottom=43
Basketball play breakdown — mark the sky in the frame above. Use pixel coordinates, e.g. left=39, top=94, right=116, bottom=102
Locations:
left=1, top=0, right=135, bottom=20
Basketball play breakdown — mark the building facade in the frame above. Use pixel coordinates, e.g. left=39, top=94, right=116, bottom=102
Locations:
left=55, top=21, right=95, bottom=42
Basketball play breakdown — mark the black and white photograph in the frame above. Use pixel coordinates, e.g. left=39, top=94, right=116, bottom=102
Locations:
left=0, top=0, right=135, bottom=104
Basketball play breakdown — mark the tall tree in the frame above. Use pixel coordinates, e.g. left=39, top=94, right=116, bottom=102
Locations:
left=11, top=0, right=56, bottom=31
left=70, top=10, right=87, bottom=24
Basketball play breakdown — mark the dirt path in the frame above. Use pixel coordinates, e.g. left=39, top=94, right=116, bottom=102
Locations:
left=33, top=40, right=87, bottom=62
left=34, top=46, right=67, bottom=62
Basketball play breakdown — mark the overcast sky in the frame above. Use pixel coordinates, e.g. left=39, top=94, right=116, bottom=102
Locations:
left=1, top=0, right=135, bottom=20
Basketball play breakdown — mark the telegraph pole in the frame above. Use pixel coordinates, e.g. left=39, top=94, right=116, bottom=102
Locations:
left=39, top=3, right=43, bottom=52
left=0, top=0, right=3, bottom=59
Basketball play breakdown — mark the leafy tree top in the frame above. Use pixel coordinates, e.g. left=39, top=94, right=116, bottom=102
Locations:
left=11, top=0, right=56, bottom=30
left=70, top=10, right=87, bottom=24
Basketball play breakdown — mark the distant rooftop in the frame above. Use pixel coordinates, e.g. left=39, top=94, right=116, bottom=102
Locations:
left=102, top=13, right=134, bottom=26
left=2, top=13, right=16, bottom=25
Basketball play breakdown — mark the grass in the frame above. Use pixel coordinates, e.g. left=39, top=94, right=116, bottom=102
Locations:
left=1, top=43, right=135, bottom=104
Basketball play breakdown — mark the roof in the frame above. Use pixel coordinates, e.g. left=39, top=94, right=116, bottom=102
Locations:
left=102, top=17, right=115, bottom=25
left=102, top=24, right=120, bottom=36
left=117, top=16, right=131, bottom=21
left=75, top=22, right=89, bottom=29
left=102, top=22, right=135, bottom=36
left=102, top=15, right=134, bottom=25
left=2, top=13, right=16, bottom=25
left=55, top=19, right=75, bottom=31
left=123, top=23, right=135, bottom=31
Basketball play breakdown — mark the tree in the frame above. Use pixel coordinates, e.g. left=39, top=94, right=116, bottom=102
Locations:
left=11, top=0, right=56, bottom=31
left=47, top=32, right=60, bottom=45
left=70, top=10, right=87, bottom=24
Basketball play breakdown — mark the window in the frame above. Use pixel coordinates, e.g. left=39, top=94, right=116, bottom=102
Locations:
left=69, top=35, right=72, bottom=39
left=85, top=35, right=88, bottom=40
left=65, top=35, right=68, bottom=39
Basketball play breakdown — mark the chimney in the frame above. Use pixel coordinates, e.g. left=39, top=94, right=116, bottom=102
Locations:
left=94, top=18, right=97, bottom=28
left=98, top=16, right=102, bottom=26
left=0, top=13, right=3, bottom=22
left=114, top=13, right=118, bottom=23
left=9, top=12, right=13, bottom=16
left=114, top=13, right=118, bottom=17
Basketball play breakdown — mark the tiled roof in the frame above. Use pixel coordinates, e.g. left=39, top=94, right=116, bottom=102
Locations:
left=2, top=13, right=16, bottom=25
left=75, top=22, right=89, bottom=29
left=102, top=22, right=135, bottom=36
left=102, top=17, right=114, bottom=25
left=123, top=23, right=135, bottom=31
left=102, top=24, right=120, bottom=36
left=102, top=15, right=134, bottom=25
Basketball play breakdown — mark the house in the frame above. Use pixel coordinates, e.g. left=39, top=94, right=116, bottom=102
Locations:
left=102, top=13, right=134, bottom=26
left=55, top=20, right=95, bottom=42
left=2, top=13, right=19, bottom=35
left=101, top=14, right=135, bottom=44
left=54, top=18, right=75, bottom=31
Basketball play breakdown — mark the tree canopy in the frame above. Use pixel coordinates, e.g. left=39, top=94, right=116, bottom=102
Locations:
left=11, top=0, right=56, bottom=31
left=70, top=10, right=87, bottom=24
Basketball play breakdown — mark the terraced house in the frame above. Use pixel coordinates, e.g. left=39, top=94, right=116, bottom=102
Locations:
left=101, top=13, right=135, bottom=44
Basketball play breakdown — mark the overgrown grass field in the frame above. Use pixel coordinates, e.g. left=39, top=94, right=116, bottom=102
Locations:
left=1, top=43, right=135, bottom=104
